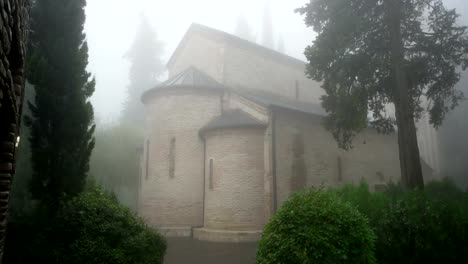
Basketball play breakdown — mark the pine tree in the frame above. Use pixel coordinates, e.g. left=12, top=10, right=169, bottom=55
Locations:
left=234, top=15, right=256, bottom=42
left=121, top=13, right=164, bottom=125
left=26, top=0, right=95, bottom=205
left=297, top=0, right=468, bottom=189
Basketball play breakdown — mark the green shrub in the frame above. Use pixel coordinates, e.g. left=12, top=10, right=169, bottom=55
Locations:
left=335, top=181, right=388, bottom=227
left=335, top=179, right=468, bottom=264
left=256, top=189, right=376, bottom=264
left=4, top=186, right=166, bottom=264
left=378, top=180, right=468, bottom=264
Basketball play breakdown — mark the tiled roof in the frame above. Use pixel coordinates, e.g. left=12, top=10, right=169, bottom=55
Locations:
left=158, top=66, right=222, bottom=87
left=200, top=109, right=267, bottom=135
left=142, top=67, right=326, bottom=117
left=141, top=66, right=224, bottom=102
left=233, top=88, right=326, bottom=116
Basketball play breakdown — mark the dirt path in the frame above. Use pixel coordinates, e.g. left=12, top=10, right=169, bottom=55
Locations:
left=164, top=238, right=258, bottom=264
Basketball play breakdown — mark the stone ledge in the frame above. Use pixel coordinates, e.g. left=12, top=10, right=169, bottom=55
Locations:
left=157, top=227, right=193, bottom=238
left=193, top=228, right=261, bottom=242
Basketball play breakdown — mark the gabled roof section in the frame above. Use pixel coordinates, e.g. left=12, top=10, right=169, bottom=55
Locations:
left=200, top=109, right=267, bottom=135
left=159, top=66, right=223, bottom=87
left=141, top=66, right=225, bottom=103
left=233, top=88, right=327, bottom=116
left=167, top=23, right=306, bottom=69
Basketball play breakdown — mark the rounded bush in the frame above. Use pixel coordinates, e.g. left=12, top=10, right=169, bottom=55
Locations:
left=4, top=187, right=167, bottom=264
left=256, top=189, right=376, bottom=264
left=49, top=187, right=167, bottom=264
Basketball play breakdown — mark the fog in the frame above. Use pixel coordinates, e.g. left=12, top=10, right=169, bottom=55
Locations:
left=83, top=0, right=468, bottom=187
left=85, top=0, right=316, bottom=121
left=4, top=0, right=468, bottom=263
left=85, top=0, right=468, bottom=120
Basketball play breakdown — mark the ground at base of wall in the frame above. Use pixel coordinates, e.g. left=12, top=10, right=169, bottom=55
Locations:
left=157, top=226, right=193, bottom=238
left=193, top=228, right=261, bottom=243
left=164, top=238, right=257, bottom=264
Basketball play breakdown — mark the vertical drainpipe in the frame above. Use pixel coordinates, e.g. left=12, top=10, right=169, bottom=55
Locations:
left=201, top=134, right=206, bottom=228
left=271, top=108, right=278, bottom=213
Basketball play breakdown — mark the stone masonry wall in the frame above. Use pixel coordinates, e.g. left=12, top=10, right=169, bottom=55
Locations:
left=169, top=32, right=225, bottom=81
left=203, top=128, right=265, bottom=231
left=167, top=28, right=324, bottom=105
left=223, top=42, right=323, bottom=104
left=139, top=88, right=223, bottom=228
left=224, top=92, right=269, bottom=122
left=274, top=109, right=401, bottom=206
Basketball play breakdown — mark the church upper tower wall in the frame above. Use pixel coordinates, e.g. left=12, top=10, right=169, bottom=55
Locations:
left=167, top=24, right=324, bottom=105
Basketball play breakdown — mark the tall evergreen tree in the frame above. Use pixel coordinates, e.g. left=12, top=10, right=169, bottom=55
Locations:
left=297, top=0, right=468, bottom=189
left=234, top=15, right=256, bottom=42
left=121, top=14, right=164, bottom=124
left=262, top=1, right=274, bottom=49
left=26, top=0, right=95, bottom=205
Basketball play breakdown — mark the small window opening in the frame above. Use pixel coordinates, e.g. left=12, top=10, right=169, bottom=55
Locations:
left=145, top=140, right=150, bottom=180
left=337, top=156, right=343, bottom=182
left=169, top=137, right=176, bottom=178
left=295, top=80, right=300, bottom=100
left=209, top=158, right=214, bottom=190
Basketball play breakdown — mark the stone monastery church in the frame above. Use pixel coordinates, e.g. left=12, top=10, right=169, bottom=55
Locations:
left=138, top=23, right=440, bottom=242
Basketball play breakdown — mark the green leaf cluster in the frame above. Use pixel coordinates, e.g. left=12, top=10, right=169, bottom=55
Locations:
left=335, top=179, right=468, bottom=263
left=297, top=0, right=468, bottom=149
left=25, top=0, right=96, bottom=204
left=4, top=186, right=166, bottom=264
left=256, top=189, right=376, bottom=264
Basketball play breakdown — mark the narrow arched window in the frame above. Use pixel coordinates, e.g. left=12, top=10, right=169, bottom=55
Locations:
left=145, top=140, right=150, bottom=180
left=209, top=158, right=214, bottom=190
left=169, top=137, right=176, bottom=178
left=295, top=80, right=300, bottom=100
left=337, top=156, right=342, bottom=182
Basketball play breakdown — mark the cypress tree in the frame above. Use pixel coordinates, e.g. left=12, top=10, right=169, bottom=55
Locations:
left=26, top=0, right=95, bottom=205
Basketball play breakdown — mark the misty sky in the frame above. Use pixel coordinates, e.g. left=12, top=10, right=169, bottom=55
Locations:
left=84, top=0, right=468, bottom=122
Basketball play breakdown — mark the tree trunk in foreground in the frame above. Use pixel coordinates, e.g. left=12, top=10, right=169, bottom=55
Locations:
left=387, top=0, right=424, bottom=189
left=0, top=0, right=29, bottom=261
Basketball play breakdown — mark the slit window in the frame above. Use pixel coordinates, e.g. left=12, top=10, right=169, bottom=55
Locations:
left=145, top=140, right=150, bottom=180
left=169, top=137, right=176, bottom=178
left=209, top=158, right=214, bottom=190
left=295, top=80, right=299, bottom=100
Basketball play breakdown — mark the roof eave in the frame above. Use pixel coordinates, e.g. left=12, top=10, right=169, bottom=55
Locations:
left=141, top=84, right=226, bottom=104
left=199, top=123, right=268, bottom=137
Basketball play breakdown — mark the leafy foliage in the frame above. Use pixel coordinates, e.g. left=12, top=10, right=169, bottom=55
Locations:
left=296, top=0, right=468, bottom=149
left=4, top=186, right=166, bottom=264
left=335, top=179, right=468, bottom=263
left=26, top=0, right=95, bottom=205
left=256, top=189, right=376, bottom=264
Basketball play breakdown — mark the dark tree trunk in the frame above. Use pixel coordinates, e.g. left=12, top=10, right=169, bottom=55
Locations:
left=0, top=0, right=29, bottom=261
left=387, top=0, right=424, bottom=189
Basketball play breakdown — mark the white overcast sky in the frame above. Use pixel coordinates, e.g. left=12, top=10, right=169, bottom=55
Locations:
left=85, top=0, right=315, bottom=122
left=84, top=0, right=468, bottom=122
